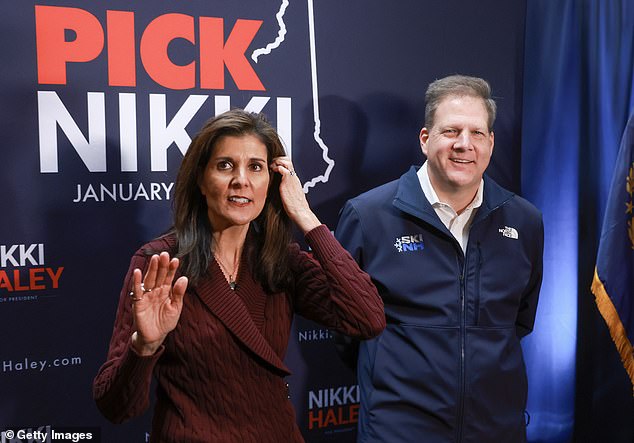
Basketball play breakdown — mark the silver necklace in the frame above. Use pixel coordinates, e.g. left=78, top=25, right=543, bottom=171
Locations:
left=214, top=252, right=239, bottom=290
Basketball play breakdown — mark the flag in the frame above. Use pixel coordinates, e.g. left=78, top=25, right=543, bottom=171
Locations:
left=591, top=113, right=634, bottom=394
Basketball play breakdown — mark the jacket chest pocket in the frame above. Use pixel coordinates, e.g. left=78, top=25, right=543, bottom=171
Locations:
left=469, top=241, right=532, bottom=326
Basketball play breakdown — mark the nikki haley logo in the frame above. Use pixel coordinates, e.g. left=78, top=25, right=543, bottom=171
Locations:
left=307, top=384, right=359, bottom=431
left=0, top=243, right=64, bottom=302
left=394, top=234, right=425, bottom=252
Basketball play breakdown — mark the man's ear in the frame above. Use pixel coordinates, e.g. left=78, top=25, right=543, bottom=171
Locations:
left=489, top=130, right=495, bottom=158
left=419, top=127, right=429, bottom=156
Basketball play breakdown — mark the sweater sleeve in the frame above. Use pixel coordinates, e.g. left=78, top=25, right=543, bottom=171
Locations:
left=290, top=224, right=385, bottom=339
left=92, top=249, right=164, bottom=423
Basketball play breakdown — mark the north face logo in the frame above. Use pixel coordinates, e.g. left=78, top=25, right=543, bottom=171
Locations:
left=499, top=226, right=519, bottom=240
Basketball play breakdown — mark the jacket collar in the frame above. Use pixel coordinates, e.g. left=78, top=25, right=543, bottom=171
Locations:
left=193, top=254, right=291, bottom=376
left=393, top=166, right=514, bottom=229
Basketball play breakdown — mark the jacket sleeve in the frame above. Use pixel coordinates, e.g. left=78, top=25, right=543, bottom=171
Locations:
left=331, top=201, right=372, bottom=369
left=92, top=250, right=164, bottom=423
left=334, top=200, right=367, bottom=267
left=516, top=215, right=544, bottom=338
left=290, top=224, right=385, bottom=339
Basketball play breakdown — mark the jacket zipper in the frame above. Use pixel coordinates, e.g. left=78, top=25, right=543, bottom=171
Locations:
left=456, top=221, right=488, bottom=441
left=474, top=241, right=482, bottom=325
left=457, top=247, right=467, bottom=443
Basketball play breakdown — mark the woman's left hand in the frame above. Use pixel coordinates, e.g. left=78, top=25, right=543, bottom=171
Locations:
left=270, top=156, right=321, bottom=234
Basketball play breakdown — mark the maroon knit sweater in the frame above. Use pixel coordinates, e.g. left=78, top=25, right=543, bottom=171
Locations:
left=93, top=225, right=385, bottom=442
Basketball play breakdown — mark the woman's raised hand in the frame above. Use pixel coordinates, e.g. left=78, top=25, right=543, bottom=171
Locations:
left=270, top=156, right=321, bottom=234
left=129, top=252, right=188, bottom=356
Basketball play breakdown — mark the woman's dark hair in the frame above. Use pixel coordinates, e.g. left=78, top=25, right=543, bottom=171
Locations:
left=170, top=108, right=292, bottom=291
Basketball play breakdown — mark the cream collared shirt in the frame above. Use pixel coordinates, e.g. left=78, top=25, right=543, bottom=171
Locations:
left=416, top=162, right=484, bottom=253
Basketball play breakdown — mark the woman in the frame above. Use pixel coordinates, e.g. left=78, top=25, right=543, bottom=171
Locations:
left=93, top=109, right=385, bottom=442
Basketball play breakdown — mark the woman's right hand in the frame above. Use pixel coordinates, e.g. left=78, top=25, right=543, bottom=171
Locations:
left=129, top=252, right=188, bottom=356
left=270, top=156, right=321, bottom=234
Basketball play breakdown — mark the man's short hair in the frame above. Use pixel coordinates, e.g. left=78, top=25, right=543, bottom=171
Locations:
left=424, top=75, right=497, bottom=131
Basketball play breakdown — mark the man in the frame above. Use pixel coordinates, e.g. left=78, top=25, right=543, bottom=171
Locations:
left=335, top=75, right=544, bottom=442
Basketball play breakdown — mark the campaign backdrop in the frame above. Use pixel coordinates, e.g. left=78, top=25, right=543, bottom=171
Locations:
left=0, top=1, right=574, bottom=442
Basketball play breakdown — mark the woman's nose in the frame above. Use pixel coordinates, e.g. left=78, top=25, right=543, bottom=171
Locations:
left=230, top=167, right=249, bottom=186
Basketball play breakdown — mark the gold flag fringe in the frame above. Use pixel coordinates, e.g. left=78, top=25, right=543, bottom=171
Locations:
left=591, top=267, right=634, bottom=396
